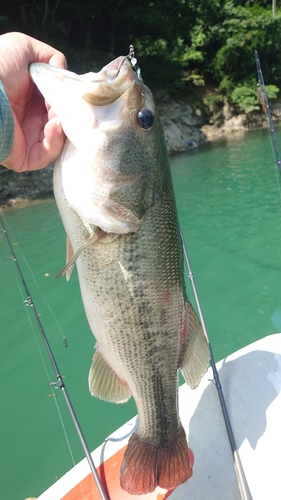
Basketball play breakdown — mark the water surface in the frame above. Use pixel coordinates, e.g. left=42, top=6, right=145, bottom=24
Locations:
left=1, top=127, right=281, bottom=499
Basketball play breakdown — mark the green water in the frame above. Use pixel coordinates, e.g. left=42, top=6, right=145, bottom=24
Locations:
left=1, top=127, right=281, bottom=499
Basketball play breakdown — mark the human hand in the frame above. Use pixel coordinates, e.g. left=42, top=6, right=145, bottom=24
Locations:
left=0, top=32, right=67, bottom=172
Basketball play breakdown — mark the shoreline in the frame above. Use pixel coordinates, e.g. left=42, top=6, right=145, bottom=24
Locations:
left=1, top=97, right=280, bottom=210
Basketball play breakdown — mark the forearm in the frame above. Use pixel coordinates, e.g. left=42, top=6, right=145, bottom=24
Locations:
left=0, top=80, right=14, bottom=164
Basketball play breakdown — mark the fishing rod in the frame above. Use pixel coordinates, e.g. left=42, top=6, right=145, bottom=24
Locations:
left=0, top=213, right=109, bottom=500
left=180, top=231, right=253, bottom=500
left=255, top=49, right=281, bottom=172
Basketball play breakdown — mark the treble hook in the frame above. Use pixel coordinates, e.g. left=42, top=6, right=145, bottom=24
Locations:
left=128, top=44, right=136, bottom=64
left=116, top=44, right=138, bottom=77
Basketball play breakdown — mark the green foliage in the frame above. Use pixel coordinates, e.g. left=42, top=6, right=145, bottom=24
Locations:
left=210, top=4, right=281, bottom=85
left=204, top=93, right=224, bottom=107
left=0, top=0, right=281, bottom=111
left=230, top=81, right=260, bottom=113
left=265, top=84, right=279, bottom=99
left=230, top=81, right=279, bottom=113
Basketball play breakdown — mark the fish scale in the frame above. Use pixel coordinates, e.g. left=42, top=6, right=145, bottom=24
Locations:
left=77, top=184, right=189, bottom=452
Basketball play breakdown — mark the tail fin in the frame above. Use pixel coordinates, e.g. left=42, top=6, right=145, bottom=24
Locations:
left=120, top=426, right=192, bottom=495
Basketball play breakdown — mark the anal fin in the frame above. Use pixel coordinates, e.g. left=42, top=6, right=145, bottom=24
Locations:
left=179, top=301, right=210, bottom=389
left=89, top=350, right=131, bottom=403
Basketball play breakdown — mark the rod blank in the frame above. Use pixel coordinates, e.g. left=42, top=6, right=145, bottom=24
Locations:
left=181, top=231, right=253, bottom=500
left=0, top=214, right=109, bottom=500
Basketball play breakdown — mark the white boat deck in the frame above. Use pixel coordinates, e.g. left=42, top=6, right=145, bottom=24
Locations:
left=38, top=333, right=281, bottom=500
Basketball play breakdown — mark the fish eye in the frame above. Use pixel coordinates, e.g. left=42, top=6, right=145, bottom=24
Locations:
left=137, top=108, right=154, bottom=130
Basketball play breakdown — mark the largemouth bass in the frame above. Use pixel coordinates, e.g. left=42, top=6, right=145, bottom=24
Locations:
left=30, top=55, right=209, bottom=495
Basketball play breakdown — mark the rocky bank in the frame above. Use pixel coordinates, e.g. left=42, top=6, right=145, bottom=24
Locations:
left=1, top=96, right=280, bottom=208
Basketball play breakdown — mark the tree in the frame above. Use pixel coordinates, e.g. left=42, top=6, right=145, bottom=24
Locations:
left=0, top=0, right=281, bottom=106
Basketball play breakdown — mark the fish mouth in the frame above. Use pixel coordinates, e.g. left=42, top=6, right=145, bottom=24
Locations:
left=80, top=56, right=137, bottom=106
left=83, top=56, right=133, bottom=84
left=29, top=55, right=137, bottom=110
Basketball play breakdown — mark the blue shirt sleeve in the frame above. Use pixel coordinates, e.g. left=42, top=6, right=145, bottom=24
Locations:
left=0, top=80, right=14, bottom=164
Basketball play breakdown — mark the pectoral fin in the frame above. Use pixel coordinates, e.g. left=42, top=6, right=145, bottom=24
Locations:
left=56, top=230, right=102, bottom=279
left=65, top=235, right=74, bottom=281
left=89, top=350, right=131, bottom=403
left=179, top=302, right=210, bottom=389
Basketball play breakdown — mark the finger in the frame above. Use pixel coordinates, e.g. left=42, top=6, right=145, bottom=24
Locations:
left=27, top=117, right=65, bottom=171
left=49, top=52, right=67, bottom=69
left=29, top=35, right=67, bottom=69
